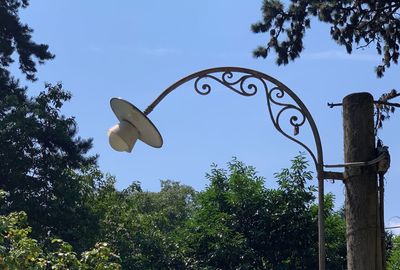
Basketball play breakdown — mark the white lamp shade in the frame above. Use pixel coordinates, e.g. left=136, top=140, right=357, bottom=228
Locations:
left=108, top=98, right=163, bottom=152
left=108, top=120, right=140, bottom=152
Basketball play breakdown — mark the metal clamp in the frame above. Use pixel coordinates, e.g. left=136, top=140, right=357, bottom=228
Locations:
left=324, top=152, right=389, bottom=168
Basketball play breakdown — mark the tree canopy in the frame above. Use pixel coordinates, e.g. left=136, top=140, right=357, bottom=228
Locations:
left=0, top=190, right=121, bottom=269
left=177, top=155, right=347, bottom=269
left=387, top=234, right=400, bottom=270
left=252, top=0, right=400, bottom=78
left=0, top=0, right=98, bottom=250
left=0, top=0, right=54, bottom=82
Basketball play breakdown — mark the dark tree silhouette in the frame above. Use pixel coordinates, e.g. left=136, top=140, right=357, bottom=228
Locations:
left=252, top=0, right=400, bottom=128
left=252, top=0, right=400, bottom=77
left=0, top=0, right=98, bottom=251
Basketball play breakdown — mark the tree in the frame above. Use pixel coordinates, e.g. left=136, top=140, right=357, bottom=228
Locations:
left=251, top=1, right=400, bottom=132
left=0, top=190, right=121, bottom=270
left=252, top=7, right=397, bottom=264
left=316, top=194, right=347, bottom=269
left=0, top=0, right=54, bottom=82
left=252, top=0, right=400, bottom=127
left=388, top=234, right=400, bottom=270
left=92, top=178, right=196, bottom=270
left=179, top=158, right=268, bottom=269
left=179, top=155, right=347, bottom=269
left=252, top=0, right=400, bottom=77
left=0, top=212, right=121, bottom=269
left=0, top=0, right=98, bottom=250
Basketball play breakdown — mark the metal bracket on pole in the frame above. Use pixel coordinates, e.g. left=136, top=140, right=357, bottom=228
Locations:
left=323, top=171, right=344, bottom=181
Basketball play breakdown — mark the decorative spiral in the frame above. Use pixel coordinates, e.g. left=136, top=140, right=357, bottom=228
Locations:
left=194, top=72, right=262, bottom=96
left=192, top=72, right=317, bottom=164
left=145, top=67, right=322, bottom=171
left=269, top=87, right=291, bottom=107
left=266, top=86, right=317, bottom=166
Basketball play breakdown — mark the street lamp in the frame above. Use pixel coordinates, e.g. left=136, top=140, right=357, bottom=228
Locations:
left=108, top=98, right=163, bottom=152
left=108, top=66, right=341, bottom=270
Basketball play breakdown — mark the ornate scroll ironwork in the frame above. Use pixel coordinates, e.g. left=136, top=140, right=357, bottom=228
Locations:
left=145, top=67, right=324, bottom=173
left=266, top=86, right=318, bottom=168
left=194, top=71, right=259, bottom=96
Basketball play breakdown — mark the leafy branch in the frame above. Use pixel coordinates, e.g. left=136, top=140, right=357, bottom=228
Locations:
left=375, top=89, right=400, bottom=132
left=252, top=0, right=400, bottom=77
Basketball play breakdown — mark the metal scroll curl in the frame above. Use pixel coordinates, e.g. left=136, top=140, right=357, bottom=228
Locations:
left=189, top=69, right=322, bottom=170
left=144, top=67, right=323, bottom=172
left=194, top=71, right=261, bottom=97
left=266, top=86, right=318, bottom=168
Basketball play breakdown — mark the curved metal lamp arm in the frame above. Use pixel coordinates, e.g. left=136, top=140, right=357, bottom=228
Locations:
left=145, top=67, right=324, bottom=175
left=143, top=67, right=326, bottom=270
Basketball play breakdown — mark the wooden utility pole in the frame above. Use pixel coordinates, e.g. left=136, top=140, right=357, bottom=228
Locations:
left=343, top=92, right=382, bottom=270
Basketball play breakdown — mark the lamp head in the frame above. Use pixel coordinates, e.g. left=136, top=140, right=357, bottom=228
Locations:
left=108, top=98, right=163, bottom=152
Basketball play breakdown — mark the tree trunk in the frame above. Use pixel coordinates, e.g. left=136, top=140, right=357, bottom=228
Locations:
left=343, top=92, right=382, bottom=270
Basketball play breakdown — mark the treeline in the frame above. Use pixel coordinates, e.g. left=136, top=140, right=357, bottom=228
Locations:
left=2, top=155, right=400, bottom=269
left=1, top=154, right=346, bottom=269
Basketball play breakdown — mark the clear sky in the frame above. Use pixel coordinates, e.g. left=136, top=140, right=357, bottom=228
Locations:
left=18, top=1, right=399, bottom=233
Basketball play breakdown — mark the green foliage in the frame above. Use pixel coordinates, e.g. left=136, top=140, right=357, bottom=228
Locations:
left=0, top=0, right=98, bottom=251
left=0, top=0, right=54, bottom=81
left=93, top=179, right=196, bottom=270
left=314, top=194, right=347, bottom=269
left=178, top=155, right=345, bottom=269
left=80, top=243, right=121, bottom=270
left=267, top=155, right=317, bottom=269
left=252, top=0, right=400, bottom=77
left=179, top=158, right=266, bottom=269
left=0, top=84, right=99, bottom=247
left=0, top=191, right=121, bottom=270
left=375, top=89, right=399, bottom=130
left=1, top=153, right=348, bottom=269
left=388, top=235, right=400, bottom=270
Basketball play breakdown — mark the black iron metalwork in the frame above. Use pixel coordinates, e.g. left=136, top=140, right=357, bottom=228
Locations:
left=194, top=71, right=258, bottom=96
left=145, top=67, right=323, bottom=172
left=143, top=67, right=326, bottom=270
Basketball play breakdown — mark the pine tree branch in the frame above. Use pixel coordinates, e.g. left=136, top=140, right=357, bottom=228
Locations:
left=375, top=101, right=400, bottom=108
left=379, top=92, right=400, bottom=102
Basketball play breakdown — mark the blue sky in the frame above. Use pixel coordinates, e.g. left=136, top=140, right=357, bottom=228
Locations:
left=19, top=1, right=399, bottom=233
